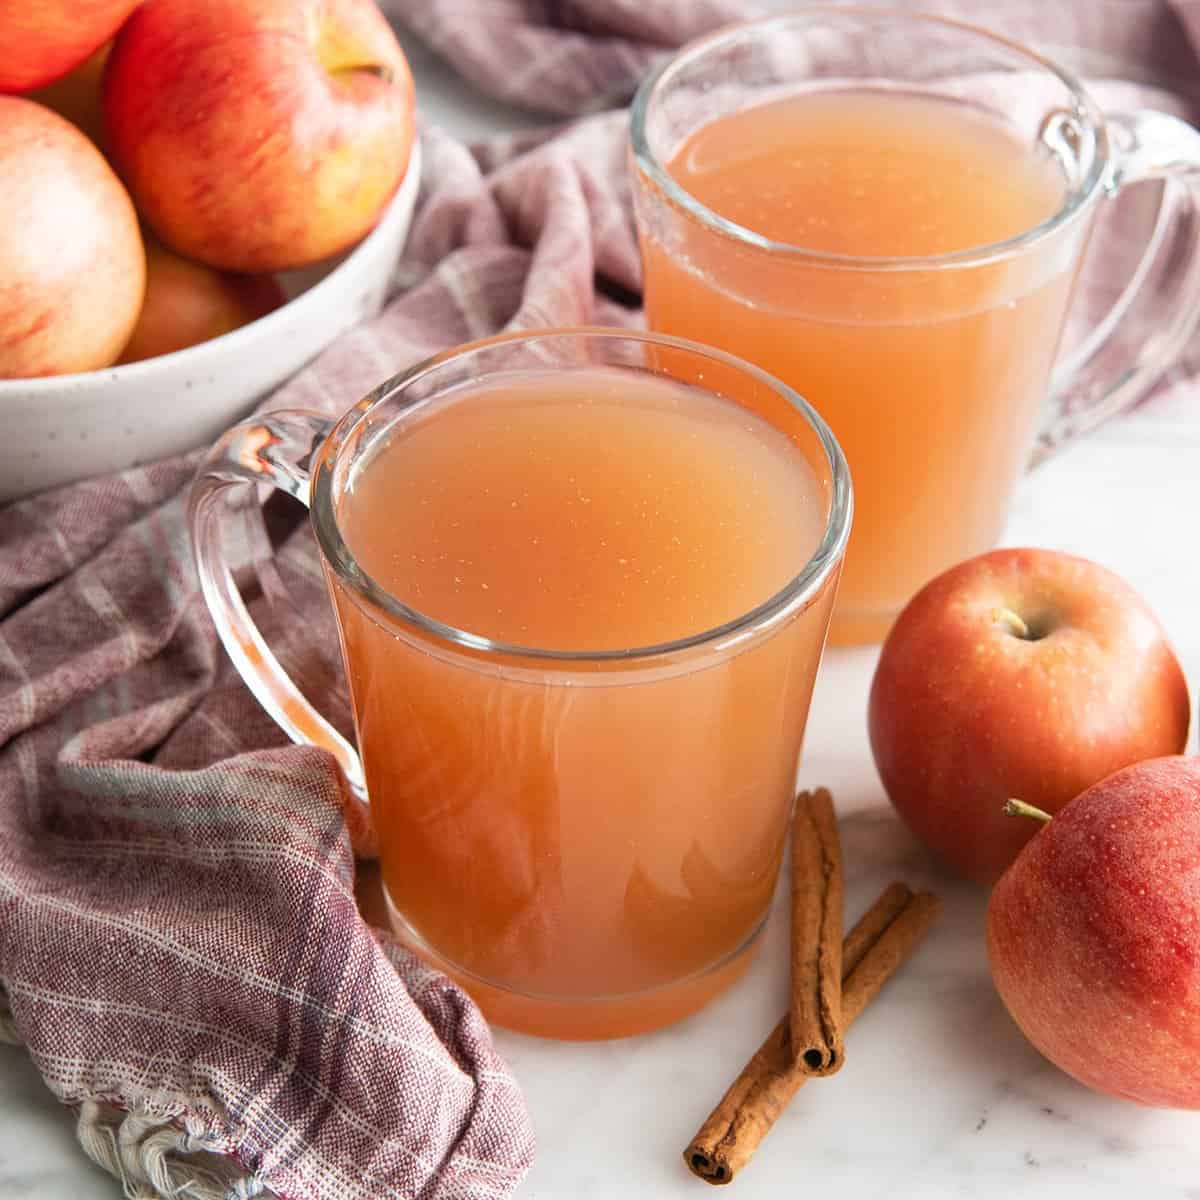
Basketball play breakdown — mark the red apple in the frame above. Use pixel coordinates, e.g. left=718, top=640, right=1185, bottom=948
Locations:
left=0, top=0, right=139, bottom=93
left=868, top=548, right=1190, bottom=884
left=102, top=0, right=416, bottom=273
left=118, top=238, right=284, bottom=364
left=988, top=756, right=1200, bottom=1107
left=0, top=97, right=145, bottom=378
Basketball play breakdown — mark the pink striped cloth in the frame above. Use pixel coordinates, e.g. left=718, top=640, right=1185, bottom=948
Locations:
left=2, top=2, right=1199, bottom=1198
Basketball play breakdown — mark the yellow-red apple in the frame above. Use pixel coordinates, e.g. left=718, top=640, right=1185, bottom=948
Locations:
left=988, top=756, right=1200, bottom=1107
left=27, top=43, right=112, bottom=149
left=118, top=239, right=284, bottom=364
left=0, top=97, right=144, bottom=378
left=868, top=548, right=1190, bottom=884
left=102, top=0, right=416, bottom=273
left=0, top=0, right=138, bottom=93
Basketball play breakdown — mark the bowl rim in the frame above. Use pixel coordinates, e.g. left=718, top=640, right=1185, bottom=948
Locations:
left=0, top=139, right=422, bottom=397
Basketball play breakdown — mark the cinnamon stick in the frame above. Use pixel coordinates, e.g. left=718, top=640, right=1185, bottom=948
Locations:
left=683, top=882, right=941, bottom=1186
left=789, top=788, right=844, bottom=1075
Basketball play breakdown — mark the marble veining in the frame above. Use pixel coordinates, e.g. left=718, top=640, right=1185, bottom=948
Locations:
left=1, top=29, right=1198, bottom=1200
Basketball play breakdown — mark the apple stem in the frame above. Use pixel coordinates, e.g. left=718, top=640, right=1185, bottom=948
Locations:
left=327, top=61, right=394, bottom=84
left=992, top=607, right=1031, bottom=639
left=1003, top=798, right=1053, bottom=824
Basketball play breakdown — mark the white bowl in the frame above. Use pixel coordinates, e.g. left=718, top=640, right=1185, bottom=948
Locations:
left=0, top=142, right=421, bottom=503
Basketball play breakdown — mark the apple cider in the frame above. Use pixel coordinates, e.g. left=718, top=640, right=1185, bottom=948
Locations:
left=330, top=366, right=839, bottom=1037
left=638, top=89, right=1075, bottom=643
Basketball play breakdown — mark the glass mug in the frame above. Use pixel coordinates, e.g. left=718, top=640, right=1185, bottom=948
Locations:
left=631, top=7, right=1200, bottom=645
left=189, top=330, right=851, bottom=1039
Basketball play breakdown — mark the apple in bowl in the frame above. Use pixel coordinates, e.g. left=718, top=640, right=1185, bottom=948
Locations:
left=868, top=547, right=1190, bottom=884
left=26, top=44, right=112, bottom=148
left=0, top=96, right=144, bottom=378
left=103, top=0, right=417, bottom=272
left=118, top=239, right=285, bottom=365
left=0, top=0, right=138, bottom=93
left=0, top=0, right=421, bottom=500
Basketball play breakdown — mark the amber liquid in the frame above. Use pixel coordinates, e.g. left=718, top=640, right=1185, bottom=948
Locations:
left=642, top=89, right=1075, bottom=642
left=331, top=367, right=838, bottom=1038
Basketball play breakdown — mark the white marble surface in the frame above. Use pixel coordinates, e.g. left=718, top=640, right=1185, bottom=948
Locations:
left=4, top=27, right=1200, bottom=1200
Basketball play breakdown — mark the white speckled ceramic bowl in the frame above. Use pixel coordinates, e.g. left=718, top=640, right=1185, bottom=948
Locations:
left=0, top=142, right=421, bottom=503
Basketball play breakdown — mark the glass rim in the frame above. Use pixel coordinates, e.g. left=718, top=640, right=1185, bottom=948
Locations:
left=629, top=5, right=1111, bottom=272
left=310, top=327, right=852, bottom=665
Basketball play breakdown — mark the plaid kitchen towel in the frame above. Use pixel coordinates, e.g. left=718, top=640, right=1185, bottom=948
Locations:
left=2, top=1, right=1200, bottom=1198
left=397, top=0, right=1200, bottom=116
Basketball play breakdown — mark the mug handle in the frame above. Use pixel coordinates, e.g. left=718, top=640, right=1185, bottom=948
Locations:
left=187, top=410, right=367, bottom=801
left=1034, top=109, right=1200, bottom=465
